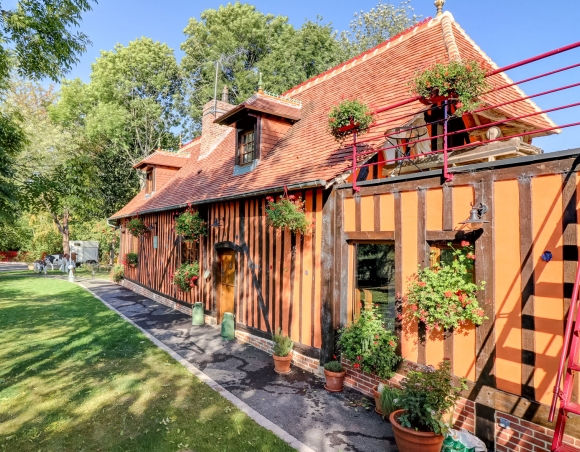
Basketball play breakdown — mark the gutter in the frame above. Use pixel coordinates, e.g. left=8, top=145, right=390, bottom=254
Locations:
left=108, top=178, right=329, bottom=220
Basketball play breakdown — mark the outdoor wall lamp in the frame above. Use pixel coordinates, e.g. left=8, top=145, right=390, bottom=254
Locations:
left=459, top=202, right=490, bottom=230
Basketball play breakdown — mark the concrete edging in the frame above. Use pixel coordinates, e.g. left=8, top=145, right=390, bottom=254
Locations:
left=77, top=281, right=315, bottom=452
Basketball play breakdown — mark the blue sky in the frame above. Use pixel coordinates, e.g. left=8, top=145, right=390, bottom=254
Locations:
left=27, top=0, right=580, bottom=151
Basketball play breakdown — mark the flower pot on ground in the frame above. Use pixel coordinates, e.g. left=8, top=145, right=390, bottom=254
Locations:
left=272, top=328, right=293, bottom=375
left=111, top=265, right=124, bottom=283
left=390, top=410, right=445, bottom=452
left=323, top=361, right=346, bottom=392
left=380, top=385, right=402, bottom=420
left=27, top=264, right=34, bottom=270
left=390, top=360, right=467, bottom=452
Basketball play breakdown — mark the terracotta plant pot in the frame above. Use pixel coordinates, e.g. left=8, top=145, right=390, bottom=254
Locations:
left=324, top=369, right=346, bottom=392
left=27, top=264, right=34, bottom=270
left=373, top=385, right=383, bottom=415
left=389, top=409, right=445, bottom=452
left=273, top=353, right=292, bottom=375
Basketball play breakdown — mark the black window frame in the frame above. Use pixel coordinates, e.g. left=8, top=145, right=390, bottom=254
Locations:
left=235, top=115, right=261, bottom=167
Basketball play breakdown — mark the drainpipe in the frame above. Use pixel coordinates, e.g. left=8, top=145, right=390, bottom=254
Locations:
left=106, top=218, right=120, bottom=266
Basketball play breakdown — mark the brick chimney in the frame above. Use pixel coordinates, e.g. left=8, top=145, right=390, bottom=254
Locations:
left=200, top=98, right=234, bottom=160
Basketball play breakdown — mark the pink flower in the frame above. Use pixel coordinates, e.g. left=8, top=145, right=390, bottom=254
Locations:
left=444, top=291, right=453, bottom=298
left=354, top=363, right=360, bottom=369
left=418, top=281, right=426, bottom=287
left=467, top=253, right=476, bottom=260
left=288, top=195, right=296, bottom=201
left=412, top=305, right=418, bottom=312
left=461, top=240, right=470, bottom=247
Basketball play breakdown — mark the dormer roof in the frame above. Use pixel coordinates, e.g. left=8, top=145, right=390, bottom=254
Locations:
left=215, top=92, right=301, bottom=126
left=133, top=150, right=191, bottom=170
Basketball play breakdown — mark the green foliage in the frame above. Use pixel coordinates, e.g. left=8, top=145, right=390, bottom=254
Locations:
left=405, top=242, right=486, bottom=331
left=272, top=328, right=293, bottom=357
left=337, top=305, right=400, bottom=379
left=397, top=360, right=467, bottom=435
left=0, top=111, right=27, bottom=219
left=410, top=60, right=488, bottom=116
left=126, top=218, right=148, bottom=237
left=328, top=99, right=374, bottom=142
left=122, top=252, right=138, bottom=267
left=180, top=2, right=341, bottom=132
left=174, top=208, right=207, bottom=242
left=111, top=264, right=124, bottom=283
left=339, top=0, right=420, bottom=60
left=0, top=0, right=95, bottom=84
left=324, top=361, right=344, bottom=373
left=171, top=262, right=200, bottom=292
left=380, top=385, right=402, bottom=417
left=265, top=195, right=310, bottom=235
left=0, top=274, right=294, bottom=451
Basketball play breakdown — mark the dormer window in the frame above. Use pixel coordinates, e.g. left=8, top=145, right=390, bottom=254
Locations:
left=239, top=130, right=255, bottom=165
left=145, top=168, right=155, bottom=195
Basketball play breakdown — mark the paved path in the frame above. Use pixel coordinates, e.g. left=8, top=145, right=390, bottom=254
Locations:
left=79, top=279, right=396, bottom=452
left=0, top=262, right=27, bottom=272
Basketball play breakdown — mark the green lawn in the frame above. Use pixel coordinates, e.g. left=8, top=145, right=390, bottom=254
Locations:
left=0, top=274, right=294, bottom=452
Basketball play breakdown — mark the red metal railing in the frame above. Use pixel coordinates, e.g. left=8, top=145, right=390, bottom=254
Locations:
left=347, top=41, right=580, bottom=192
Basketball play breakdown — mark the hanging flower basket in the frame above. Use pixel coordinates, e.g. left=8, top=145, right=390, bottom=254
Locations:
left=405, top=241, right=486, bottom=331
left=410, top=60, right=488, bottom=116
left=327, top=99, right=374, bottom=142
left=172, top=262, right=200, bottom=292
left=174, top=207, right=207, bottom=242
left=122, top=252, right=138, bottom=268
left=126, top=217, right=148, bottom=237
left=265, top=194, right=311, bottom=235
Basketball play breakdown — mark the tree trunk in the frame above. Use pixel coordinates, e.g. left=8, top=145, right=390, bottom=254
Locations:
left=61, top=212, right=70, bottom=256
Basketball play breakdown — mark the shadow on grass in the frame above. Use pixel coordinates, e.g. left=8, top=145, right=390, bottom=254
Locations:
left=0, top=275, right=294, bottom=452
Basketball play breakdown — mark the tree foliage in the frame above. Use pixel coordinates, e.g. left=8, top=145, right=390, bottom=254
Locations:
left=339, top=0, right=420, bottom=60
left=180, top=2, right=341, bottom=131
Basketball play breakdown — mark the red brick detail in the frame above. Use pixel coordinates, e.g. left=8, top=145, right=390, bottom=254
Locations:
left=341, top=357, right=475, bottom=433
left=495, top=411, right=580, bottom=452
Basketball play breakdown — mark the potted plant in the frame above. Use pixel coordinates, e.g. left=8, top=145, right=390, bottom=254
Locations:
left=126, top=217, right=148, bottom=237
left=410, top=60, right=488, bottom=116
left=380, top=385, right=402, bottom=420
left=323, top=361, right=346, bottom=392
left=271, top=328, right=293, bottom=374
left=265, top=194, right=311, bottom=235
left=20, top=251, right=35, bottom=270
left=122, top=252, right=138, bottom=268
left=389, top=360, right=467, bottom=452
left=327, top=99, right=374, bottom=142
left=405, top=241, right=486, bottom=332
left=111, top=264, right=124, bottom=283
left=172, top=262, right=200, bottom=292
left=337, top=304, right=400, bottom=380
left=373, top=384, right=383, bottom=415
left=174, top=206, right=207, bottom=242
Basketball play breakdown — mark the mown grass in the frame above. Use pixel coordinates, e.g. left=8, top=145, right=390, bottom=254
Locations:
left=0, top=274, right=294, bottom=452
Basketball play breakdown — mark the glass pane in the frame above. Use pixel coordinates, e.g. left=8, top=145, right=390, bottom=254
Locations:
left=355, top=243, right=396, bottom=331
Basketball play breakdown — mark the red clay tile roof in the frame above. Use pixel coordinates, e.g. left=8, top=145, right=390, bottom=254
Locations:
left=215, top=92, right=302, bottom=125
left=133, top=149, right=192, bottom=169
left=110, top=14, right=554, bottom=219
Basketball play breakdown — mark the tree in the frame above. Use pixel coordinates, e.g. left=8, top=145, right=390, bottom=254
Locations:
left=180, top=2, right=341, bottom=132
left=0, top=0, right=95, bottom=84
left=339, top=0, right=420, bottom=60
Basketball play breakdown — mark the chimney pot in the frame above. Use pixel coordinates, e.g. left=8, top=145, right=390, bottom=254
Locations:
left=221, top=85, right=229, bottom=103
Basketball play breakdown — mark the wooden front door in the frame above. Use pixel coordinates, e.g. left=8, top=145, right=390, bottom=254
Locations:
left=217, top=249, right=236, bottom=324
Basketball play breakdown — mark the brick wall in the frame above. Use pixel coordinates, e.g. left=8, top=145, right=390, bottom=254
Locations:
left=341, top=357, right=475, bottom=433
left=496, top=412, right=579, bottom=452
left=235, top=329, right=322, bottom=375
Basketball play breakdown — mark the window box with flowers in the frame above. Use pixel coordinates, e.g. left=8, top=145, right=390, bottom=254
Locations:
left=122, top=252, right=138, bottom=268
left=337, top=304, right=400, bottom=406
left=172, top=262, right=200, bottom=292
left=265, top=194, right=311, bottom=235
left=410, top=60, right=488, bottom=116
left=174, top=207, right=207, bottom=242
left=126, top=217, right=148, bottom=237
left=405, top=241, right=486, bottom=332
left=327, top=99, right=375, bottom=142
